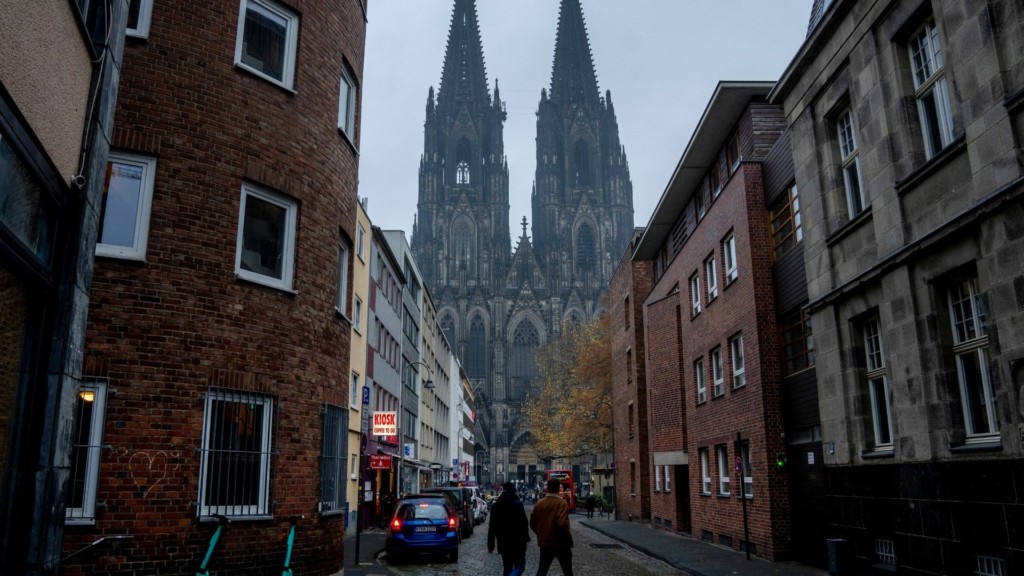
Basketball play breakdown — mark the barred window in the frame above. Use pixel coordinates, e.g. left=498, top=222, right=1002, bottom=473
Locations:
left=319, top=404, right=347, bottom=514
left=199, top=389, right=274, bottom=518
left=66, top=379, right=108, bottom=524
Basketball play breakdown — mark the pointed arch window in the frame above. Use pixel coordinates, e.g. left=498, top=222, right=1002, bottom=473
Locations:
left=510, top=321, right=540, bottom=400
left=573, top=140, right=591, bottom=186
left=576, top=223, right=596, bottom=278
left=456, top=138, right=471, bottom=185
left=468, top=315, right=486, bottom=379
left=453, top=221, right=473, bottom=272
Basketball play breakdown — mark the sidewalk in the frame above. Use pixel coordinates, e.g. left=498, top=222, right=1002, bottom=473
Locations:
left=342, top=527, right=396, bottom=576
left=578, top=515, right=829, bottom=576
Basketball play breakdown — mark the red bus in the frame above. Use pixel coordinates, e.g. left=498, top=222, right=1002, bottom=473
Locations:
left=545, top=469, right=576, bottom=511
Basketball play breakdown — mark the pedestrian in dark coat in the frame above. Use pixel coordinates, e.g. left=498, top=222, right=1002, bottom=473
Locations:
left=488, top=482, right=530, bottom=576
left=584, top=493, right=595, bottom=518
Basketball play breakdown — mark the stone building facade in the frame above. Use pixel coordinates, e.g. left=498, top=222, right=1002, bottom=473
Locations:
left=771, top=0, right=1024, bottom=572
left=411, top=0, right=634, bottom=482
left=61, top=1, right=367, bottom=573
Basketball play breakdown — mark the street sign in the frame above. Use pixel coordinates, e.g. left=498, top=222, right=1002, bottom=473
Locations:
left=429, top=463, right=443, bottom=470
left=372, top=411, right=397, bottom=436
left=369, top=454, right=392, bottom=469
left=362, top=385, right=370, bottom=406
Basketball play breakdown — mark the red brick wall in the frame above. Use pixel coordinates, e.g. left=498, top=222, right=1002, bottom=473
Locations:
left=651, top=161, right=790, bottom=559
left=61, top=1, right=365, bottom=573
left=609, top=242, right=653, bottom=522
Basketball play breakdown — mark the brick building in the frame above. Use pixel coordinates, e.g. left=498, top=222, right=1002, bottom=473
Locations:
left=771, top=0, right=1024, bottom=572
left=608, top=231, right=653, bottom=521
left=632, top=82, right=793, bottom=559
left=62, top=1, right=367, bottom=572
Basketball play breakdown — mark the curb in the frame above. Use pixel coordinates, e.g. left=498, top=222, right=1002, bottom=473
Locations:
left=578, top=521, right=704, bottom=576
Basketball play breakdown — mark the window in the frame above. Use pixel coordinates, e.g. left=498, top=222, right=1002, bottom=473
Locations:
left=235, top=183, right=297, bottom=290
left=699, top=449, right=711, bottom=494
left=356, top=223, right=366, bottom=261
left=711, top=347, right=724, bottom=397
left=770, top=184, right=802, bottom=261
left=975, top=554, right=1005, bottom=576
left=781, top=311, right=815, bottom=375
left=350, top=372, right=360, bottom=408
left=690, top=273, right=702, bottom=316
left=350, top=454, right=358, bottom=480
left=726, top=132, right=741, bottom=173
left=709, top=163, right=721, bottom=199
left=876, top=539, right=897, bottom=567
left=716, top=445, right=730, bottom=495
left=664, top=465, right=671, bottom=492
left=705, top=255, right=718, bottom=301
left=336, top=237, right=351, bottom=313
left=623, top=295, right=630, bottom=328
left=628, top=403, right=635, bottom=437
left=319, top=404, right=346, bottom=514
left=837, top=109, right=865, bottom=218
left=730, top=334, right=746, bottom=389
left=695, top=358, right=707, bottom=404
left=97, top=152, right=157, bottom=260
left=739, top=441, right=753, bottom=499
left=909, top=19, right=954, bottom=159
left=696, top=185, right=706, bottom=220
left=66, top=380, right=107, bottom=524
left=234, top=0, right=299, bottom=89
left=126, top=0, right=153, bottom=38
left=948, top=276, right=996, bottom=438
left=863, top=318, right=893, bottom=448
left=654, top=465, right=662, bottom=491
left=199, top=389, right=274, bottom=517
left=353, top=296, right=363, bottom=331
left=338, top=67, right=357, bottom=138
left=723, top=234, right=737, bottom=283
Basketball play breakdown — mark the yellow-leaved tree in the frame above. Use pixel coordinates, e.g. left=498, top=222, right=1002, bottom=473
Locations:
left=525, top=314, right=612, bottom=460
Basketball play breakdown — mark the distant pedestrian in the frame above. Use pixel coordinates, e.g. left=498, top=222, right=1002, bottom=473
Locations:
left=530, top=478, right=574, bottom=576
left=584, top=493, right=595, bottom=519
left=488, top=482, right=530, bottom=576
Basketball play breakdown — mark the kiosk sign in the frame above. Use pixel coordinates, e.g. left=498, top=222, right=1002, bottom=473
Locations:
left=372, top=411, right=397, bottom=436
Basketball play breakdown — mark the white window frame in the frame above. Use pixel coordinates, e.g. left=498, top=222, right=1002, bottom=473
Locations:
left=336, top=237, right=351, bottom=314
left=975, top=554, right=1005, bottom=576
left=705, top=255, right=718, bottom=301
left=234, top=0, right=299, bottom=89
left=740, top=441, right=753, bottom=499
left=356, top=223, right=366, bottom=262
left=948, top=277, right=997, bottom=439
left=663, top=465, right=671, bottom=493
left=716, top=445, right=730, bottom=496
left=837, top=109, right=866, bottom=219
left=791, top=185, right=803, bottom=242
left=96, top=152, right=157, bottom=261
left=695, top=358, right=707, bottom=404
left=350, top=372, right=360, bottom=408
left=353, top=295, right=363, bottom=331
left=699, top=449, right=711, bottom=495
left=234, top=183, right=297, bottom=291
left=338, top=66, right=357, bottom=137
left=723, top=234, right=737, bottom=282
left=690, top=273, right=701, bottom=316
left=864, top=318, right=894, bottom=448
left=730, top=334, right=746, bottom=389
left=654, top=464, right=662, bottom=491
left=909, top=20, right=954, bottom=160
left=126, top=0, right=154, bottom=38
left=65, top=379, right=108, bottom=524
left=198, top=389, right=274, bottom=518
left=711, top=347, right=724, bottom=397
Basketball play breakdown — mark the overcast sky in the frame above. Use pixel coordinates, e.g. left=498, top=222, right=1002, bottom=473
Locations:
left=357, top=0, right=814, bottom=243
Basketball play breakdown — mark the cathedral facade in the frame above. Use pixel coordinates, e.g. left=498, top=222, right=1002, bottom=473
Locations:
left=411, top=0, right=633, bottom=485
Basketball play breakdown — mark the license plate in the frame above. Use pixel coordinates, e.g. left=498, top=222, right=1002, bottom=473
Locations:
left=415, top=526, right=434, bottom=532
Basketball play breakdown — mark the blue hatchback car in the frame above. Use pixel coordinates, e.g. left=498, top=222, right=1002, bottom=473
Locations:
left=385, top=497, right=460, bottom=563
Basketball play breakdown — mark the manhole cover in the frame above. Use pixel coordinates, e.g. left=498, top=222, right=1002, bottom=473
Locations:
left=590, top=543, right=624, bottom=549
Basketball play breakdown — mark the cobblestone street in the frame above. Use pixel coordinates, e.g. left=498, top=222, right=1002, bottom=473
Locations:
left=383, top=511, right=688, bottom=576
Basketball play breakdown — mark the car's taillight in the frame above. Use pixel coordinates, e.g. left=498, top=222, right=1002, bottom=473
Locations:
left=390, top=518, right=402, bottom=532
left=448, top=516, right=457, bottom=529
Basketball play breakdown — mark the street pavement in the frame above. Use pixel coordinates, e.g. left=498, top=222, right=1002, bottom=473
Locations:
left=343, top=508, right=829, bottom=576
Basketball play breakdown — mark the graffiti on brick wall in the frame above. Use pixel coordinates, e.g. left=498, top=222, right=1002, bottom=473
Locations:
left=110, top=448, right=184, bottom=498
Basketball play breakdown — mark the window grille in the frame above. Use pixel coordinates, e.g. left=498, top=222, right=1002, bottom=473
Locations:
left=199, top=388, right=275, bottom=518
left=320, top=404, right=347, bottom=514
left=876, top=539, right=896, bottom=566
left=975, top=554, right=1005, bottom=576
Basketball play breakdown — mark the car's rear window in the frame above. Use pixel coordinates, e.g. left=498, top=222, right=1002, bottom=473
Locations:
left=397, top=502, right=448, bottom=520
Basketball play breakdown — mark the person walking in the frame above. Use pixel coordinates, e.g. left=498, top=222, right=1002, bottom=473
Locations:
left=530, top=478, right=574, bottom=576
left=488, top=482, right=530, bottom=576
left=584, top=492, right=595, bottom=519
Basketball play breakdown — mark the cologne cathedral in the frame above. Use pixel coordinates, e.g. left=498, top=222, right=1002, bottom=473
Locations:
left=411, top=0, right=634, bottom=485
